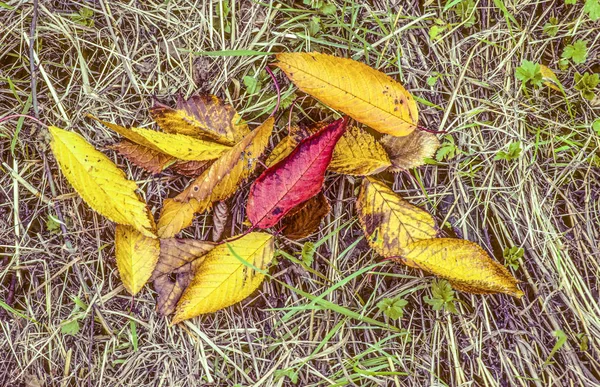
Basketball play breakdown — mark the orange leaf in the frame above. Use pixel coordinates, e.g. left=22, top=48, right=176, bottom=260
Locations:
left=110, top=140, right=174, bottom=174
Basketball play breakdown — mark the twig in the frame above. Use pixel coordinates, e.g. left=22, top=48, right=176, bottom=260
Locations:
left=265, top=65, right=280, bottom=117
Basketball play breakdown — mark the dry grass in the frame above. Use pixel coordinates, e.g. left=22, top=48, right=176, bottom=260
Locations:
left=1, top=0, right=599, bottom=386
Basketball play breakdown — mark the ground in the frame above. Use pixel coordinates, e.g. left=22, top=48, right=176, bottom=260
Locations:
left=1, top=1, right=599, bottom=386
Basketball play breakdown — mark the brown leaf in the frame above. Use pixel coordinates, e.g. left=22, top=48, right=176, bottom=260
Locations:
left=152, top=239, right=216, bottom=316
left=279, top=192, right=330, bottom=240
left=170, top=160, right=212, bottom=177
left=212, top=201, right=228, bottom=242
left=110, top=140, right=175, bottom=174
left=151, top=95, right=250, bottom=145
left=381, top=131, right=440, bottom=171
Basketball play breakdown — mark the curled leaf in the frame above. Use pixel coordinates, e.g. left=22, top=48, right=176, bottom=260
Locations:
left=152, top=238, right=216, bottom=316
left=247, top=117, right=348, bottom=229
left=356, top=178, right=436, bottom=257
left=212, top=201, right=228, bottom=242
left=381, top=130, right=440, bottom=171
left=115, top=225, right=160, bottom=295
left=275, top=52, right=418, bottom=136
left=151, top=95, right=249, bottom=145
left=280, top=191, right=331, bottom=240
left=173, top=232, right=274, bottom=323
left=398, top=238, right=523, bottom=297
left=49, top=126, right=155, bottom=237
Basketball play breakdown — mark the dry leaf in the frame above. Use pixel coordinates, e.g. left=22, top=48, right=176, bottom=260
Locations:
left=212, top=201, right=228, bottom=241
left=93, top=117, right=231, bottom=161
left=152, top=238, right=216, bottom=316
left=381, top=130, right=440, bottom=171
left=170, top=160, right=212, bottom=177
left=110, top=140, right=175, bottom=174
left=399, top=238, right=523, bottom=297
left=280, top=192, right=330, bottom=240
left=115, top=225, right=160, bottom=295
left=540, top=65, right=561, bottom=92
left=328, top=126, right=391, bottom=175
left=356, top=177, right=437, bottom=257
left=275, top=52, right=419, bottom=136
left=247, top=117, right=348, bottom=229
left=173, top=232, right=274, bottom=323
left=158, top=118, right=274, bottom=237
left=151, top=95, right=250, bottom=145
left=49, top=126, right=155, bottom=237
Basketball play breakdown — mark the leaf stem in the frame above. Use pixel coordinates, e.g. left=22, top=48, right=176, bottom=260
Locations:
left=0, top=114, right=47, bottom=128
left=265, top=65, right=280, bottom=118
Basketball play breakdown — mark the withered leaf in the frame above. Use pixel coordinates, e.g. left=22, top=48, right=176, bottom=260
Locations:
left=151, top=95, right=250, bottom=145
left=381, top=130, right=440, bottom=171
left=110, top=140, right=175, bottom=174
left=152, top=239, right=216, bottom=316
left=212, top=201, right=228, bottom=242
left=170, top=160, right=212, bottom=177
left=279, top=191, right=331, bottom=240
left=247, top=117, right=348, bottom=229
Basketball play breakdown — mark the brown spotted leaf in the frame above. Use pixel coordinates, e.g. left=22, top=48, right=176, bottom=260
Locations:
left=212, top=201, right=228, bottom=242
left=381, top=131, right=440, bottom=171
left=110, top=140, right=175, bottom=174
left=398, top=238, right=523, bottom=297
left=170, top=160, right=212, bottom=177
left=151, top=95, right=250, bottom=145
left=279, top=192, right=331, bottom=240
left=356, top=177, right=437, bottom=257
left=152, top=239, right=216, bottom=316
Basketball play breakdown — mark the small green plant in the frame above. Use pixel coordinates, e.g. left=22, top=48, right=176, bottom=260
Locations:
left=565, top=0, right=576, bottom=4
left=592, top=119, right=600, bottom=135
left=574, top=72, right=599, bottom=100
left=377, top=296, right=408, bottom=320
left=300, top=241, right=316, bottom=267
left=584, top=0, right=600, bottom=20
left=452, top=0, right=477, bottom=27
left=495, top=141, right=522, bottom=161
left=576, top=333, right=589, bottom=351
left=216, top=0, right=232, bottom=33
left=60, top=295, right=88, bottom=336
left=561, top=39, right=588, bottom=64
left=543, top=17, right=559, bottom=37
left=503, top=246, right=524, bottom=270
left=303, top=0, right=336, bottom=15
left=516, top=60, right=543, bottom=87
left=70, top=7, right=94, bottom=27
left=544, top=329, right=567, bottom=365
left=424, top=279, right=458, bottom=314
left=436, top=134, right=459, bottom=161
left=274, top=368, right=299, bottom=384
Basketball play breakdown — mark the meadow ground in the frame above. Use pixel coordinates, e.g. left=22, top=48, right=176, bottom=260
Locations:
left=1, top=1, right=599, bottom=386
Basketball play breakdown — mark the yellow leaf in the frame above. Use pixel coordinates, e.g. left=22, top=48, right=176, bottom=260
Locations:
left=152, top=238, right=216, bottom=316
left=115, top=225, right=160, bottom=295
left=92, top=117, right=231, bottom=161
left=266, top=135, right=295, bottom=167
left=150, top=95, right=250, bottom=145
left=381, top=130, right=440, bottom=171
left=540, top=64, right=561, bottom=92
left=158, top=118, right=274, bottom=237
left=173, top=232, right=274, bottom=323
left=49, top=126, right=155, bottom=237
left=328, top=126, right=391, bottom=175
left=275, top=52, right=419, bottom=136
left=399, top=238, right=523, bottom=297
left=356, top=177, right=436, bottom=257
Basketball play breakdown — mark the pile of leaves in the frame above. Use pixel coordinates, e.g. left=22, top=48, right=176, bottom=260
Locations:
left=48, top=52, right=522, bottom=324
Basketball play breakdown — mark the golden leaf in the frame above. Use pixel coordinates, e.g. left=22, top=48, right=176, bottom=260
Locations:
left=110, top=140, right=175, bottom=174
left=115, top=225, right=160, bottom=295
left=266, top=135, right=295, bottom=167
left=275, top=52, right=419, bottom=136
left=173, top=232, right=274, bottom=323
left=328, top=126, right=391, bottom=175
left=150, top=95, right=250, bottom=145
left=540, top=65, right=561, bottom=92
left=356, top=177, right=436, bottom=257
left=280, top=192, right=330, bottom=240
left=399, top=238, right=523, bottom=297
left=157, top=118, right=274, bottom=237
left=49, top=126, right=155, bottom=237
left=92, top=117, right=231, bottom=161
left=152, top=238, right=216, bottom=316
left=381, top=130, right=440, bottom=171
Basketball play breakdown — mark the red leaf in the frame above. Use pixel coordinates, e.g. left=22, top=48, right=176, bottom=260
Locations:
left=247, top=117, right=348, bottom=228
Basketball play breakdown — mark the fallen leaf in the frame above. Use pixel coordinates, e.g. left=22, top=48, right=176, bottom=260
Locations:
left=49, top=126, right=155, bottom=237
left=246, top=117, right=348, bottom=229
left=280, top=191, right=331, bottom=240
left=381, top=130, right=440, bottom=171
left=115, top=225, right=160, bottom=295
left=212, top=201, right=228, bottom=241
left=398, top=238, right=523, bottom=297
left=152, top=238, right=216, bottom=316
left=151, top=95, right=250, bottom=145
left=158, top=118, right=274, bottom=237
left=275, top=52, right=418, bottom=136
left=356, top=177, right=437, bottom=257
left=170, top=160, right=212, bottom=177
left=540, top=64, right=562, bottom=92
left=328, top=126, right=391, bottom=175
left=92, top=116, right=231, bottom=161
left=110, top=140, right=175, bottom=174
left=173, top=232, right=274, bottom=323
